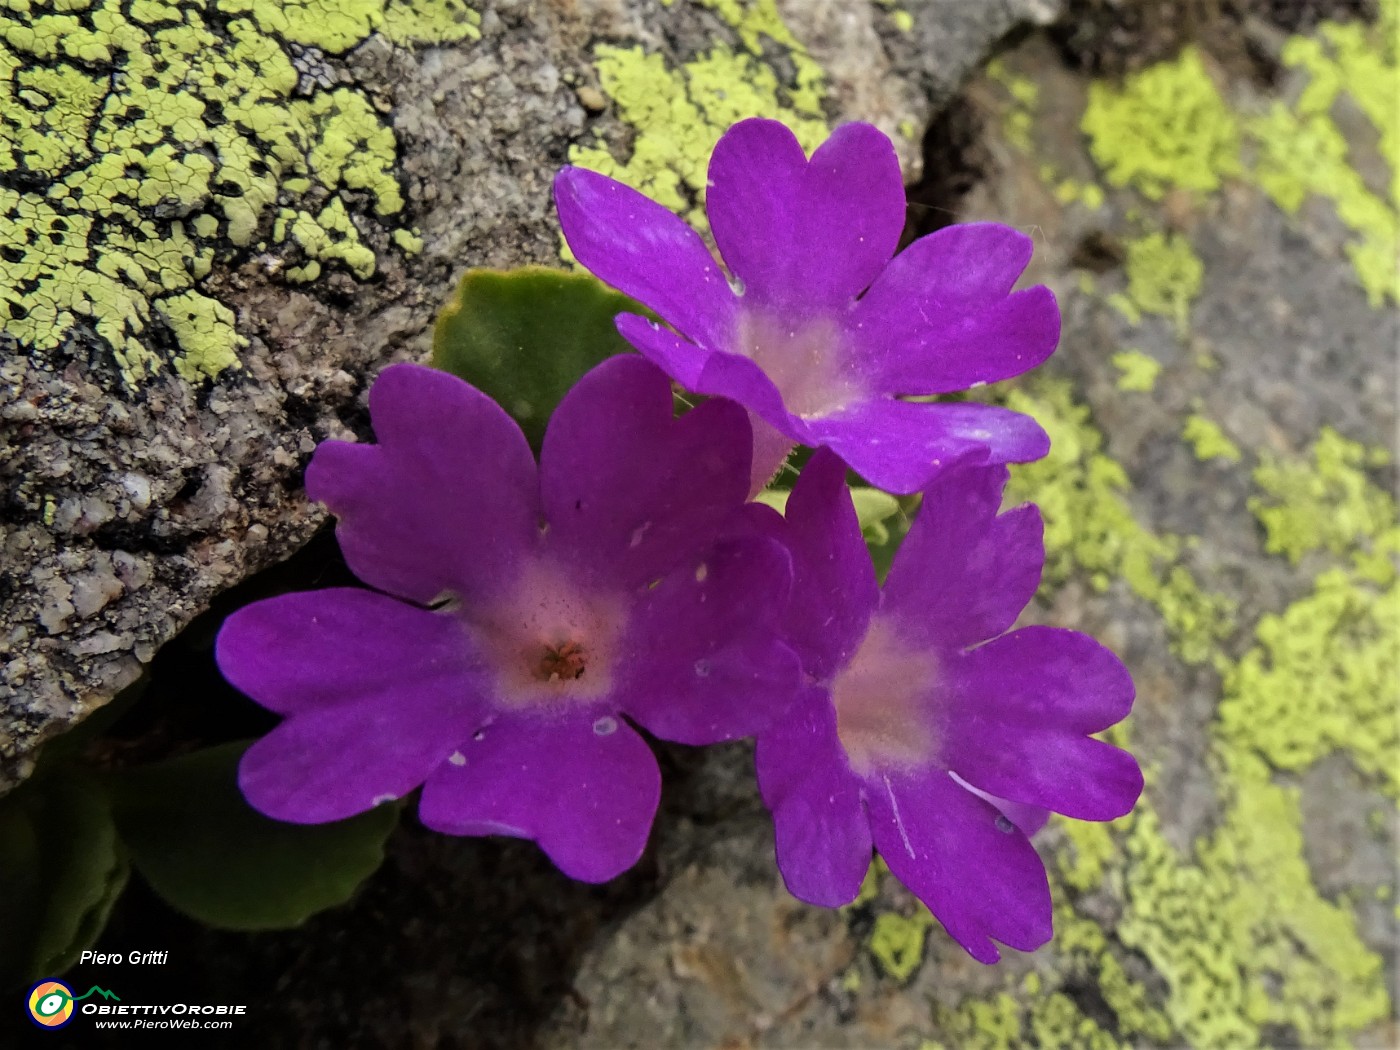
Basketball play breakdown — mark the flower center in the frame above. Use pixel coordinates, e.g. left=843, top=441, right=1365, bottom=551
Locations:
left=829, top=617, right=938, bottom=776
left=735, top=308, right=859, bottom=419
left=536, top=640, right=589, bottom=682
left=467, top=559, right=623, bottom=707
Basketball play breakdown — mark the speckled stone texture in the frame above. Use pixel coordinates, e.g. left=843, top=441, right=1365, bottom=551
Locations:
left=0, top=0, right=1061, bottom=792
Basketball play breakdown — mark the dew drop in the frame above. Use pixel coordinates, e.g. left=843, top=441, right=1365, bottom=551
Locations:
left=473, top=729, right=486, bottom=742
left=629, top=521, right=652, bottom=548
left=728, top=274, right=746, bottom=296
left=646, top=318, right=661, bottom=330
left=694, top=659, right=712, bottom=678
left=593, top=715, right=618, bottom=736
left=995, top=815, right=1015, bottom=834
left=694, top=562, right=708, bottom=582
left=448, top=751, right=466, bottom=766
left=371, top=794, right=397, bottom=807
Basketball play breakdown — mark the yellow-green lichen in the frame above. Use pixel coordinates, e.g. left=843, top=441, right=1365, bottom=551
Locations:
left=572, top=0, right=826, bottom=230
left=873, top=0, right=914, bottom=35
left=933, top=748, right=1390, bottom=1049
left=1248, top=3, right=1398, bottom=304
left=1077, top=9, right=1397, bottom=304
left=1120, top=757, right=1388, bottom=1047
left=987, top=57, right=1039, bottom=153
left=1002, top=378, right=1236, bottom=665
left=1111, top=348, right=1161, bottom=392
left=1052, top=177, right=1107, bottom=210
left=1248, top=427, right=1396, bottom=565
left=1, top=0, right=478, bottom=386
left=869, top=909, right=934, bottom=982
left=1081, top=46, right=1242, bottom=200
left=1183, top=412, right=1242, bottom=463
left=1112, top=231, right=1204, bottom=333
left=1217, top=562, right=1399, bottom=797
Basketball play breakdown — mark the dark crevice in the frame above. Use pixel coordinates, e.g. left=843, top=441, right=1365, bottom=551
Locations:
left=902, top=99, right=989, bottom=244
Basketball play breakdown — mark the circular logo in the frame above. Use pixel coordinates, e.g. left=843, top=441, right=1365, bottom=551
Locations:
left=27, top=981, right=75, bottom=1029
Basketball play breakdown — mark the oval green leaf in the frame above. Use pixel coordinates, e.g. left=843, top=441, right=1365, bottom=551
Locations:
left=108, top=742, right=398, bottom=931
left=432, top=266, right=647, bottom=448
left=0, top=769, right=130, bottom=983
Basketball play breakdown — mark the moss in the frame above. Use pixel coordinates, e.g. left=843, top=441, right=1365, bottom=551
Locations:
left=1182, top=413, right=1242, bottom=463
left=1081, top=46, right=1241, bottom=200
left=573, top=0, right=826, bottom=230
left=1111, top=349, right=1161, bottom=392
left=1, top=0, right=477, bottom=386
left=1002, top=378, right=1236, bottom=666
left=1122, top=231, right=1203, bottom=333
left=1249, top=428, right=1396, bottom=565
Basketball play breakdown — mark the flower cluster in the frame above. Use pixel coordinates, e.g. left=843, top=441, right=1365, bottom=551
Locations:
left=218, top=118, right=1141, bottom=963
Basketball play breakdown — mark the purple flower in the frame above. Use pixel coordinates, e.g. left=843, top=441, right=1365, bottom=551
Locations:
left=555, top=118, right=1060, bottom=495
left=753, top=449, right=1142, bottom=962
left=216, top=356, right=800, bottom=882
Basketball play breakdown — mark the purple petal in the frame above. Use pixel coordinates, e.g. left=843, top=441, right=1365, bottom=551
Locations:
left=617, top=536, right=800, bottom=744
left=217, top=588, right=481, bottom=716
left=943, top=627, right=1143, bottom=821
left=225, top=591, right=491, bottom=823
left=851, top=225, right=1060, bottom=393
left=778, top=449, right=879, bottom=680
left=706, top=118, right=808, bottom=305
left=555, top=167, right=735, bottom=348
left=539, top=356, right=752, bottom=590
left=953, top=774, right=1051, bottom=837
left=787, top=123, right=905, bottom=307
left=806, top=398, right=1050, bottom=495
left=417, top=712, right=660, bottom=883
left=615, top=313, right=708, bottom=388
left=756, top=693, right=872, bottom=907
left=865, top=768, right=1052, bottom=964
left=307, top=363, right=539, bottom=606
left=881, top=460, right=1043, bottom=651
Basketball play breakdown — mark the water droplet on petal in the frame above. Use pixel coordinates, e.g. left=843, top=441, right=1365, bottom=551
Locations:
left=694, top=659, right=712, bottom=678
left=695, top=563, right=708, bottom=582
left=473, top=729, right=486, bottom=742
left=593, top=715, right=618, bottom=736
left=995, top=815, right=1015, bottom=834
left=372, top=794, right=397, bottom=807
left=728, top=274, right=746, bottom=296
left=646, top=318, right=661, bottom=330
left=448, top=751, right=466, bottom=767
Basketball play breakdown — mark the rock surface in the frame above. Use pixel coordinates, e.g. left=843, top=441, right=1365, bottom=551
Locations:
left=0, top=0, right=1060, bottom=790
left=7, top=1, right=1398, bottom=1048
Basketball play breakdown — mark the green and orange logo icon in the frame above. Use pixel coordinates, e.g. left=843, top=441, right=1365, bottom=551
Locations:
left=26, top=981, right=119, bottom=1029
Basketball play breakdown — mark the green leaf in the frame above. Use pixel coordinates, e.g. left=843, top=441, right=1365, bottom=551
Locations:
left=432, top=266, right=647, bottom=448
left=849, top=487, right=903, bottom=546
left=108, top=742, right=398, bottom=930
left=0, top=770, right=130, bottom=984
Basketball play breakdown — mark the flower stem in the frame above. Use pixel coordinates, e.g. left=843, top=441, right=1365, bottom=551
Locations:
left=748, top=412, right=798, bottom=497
